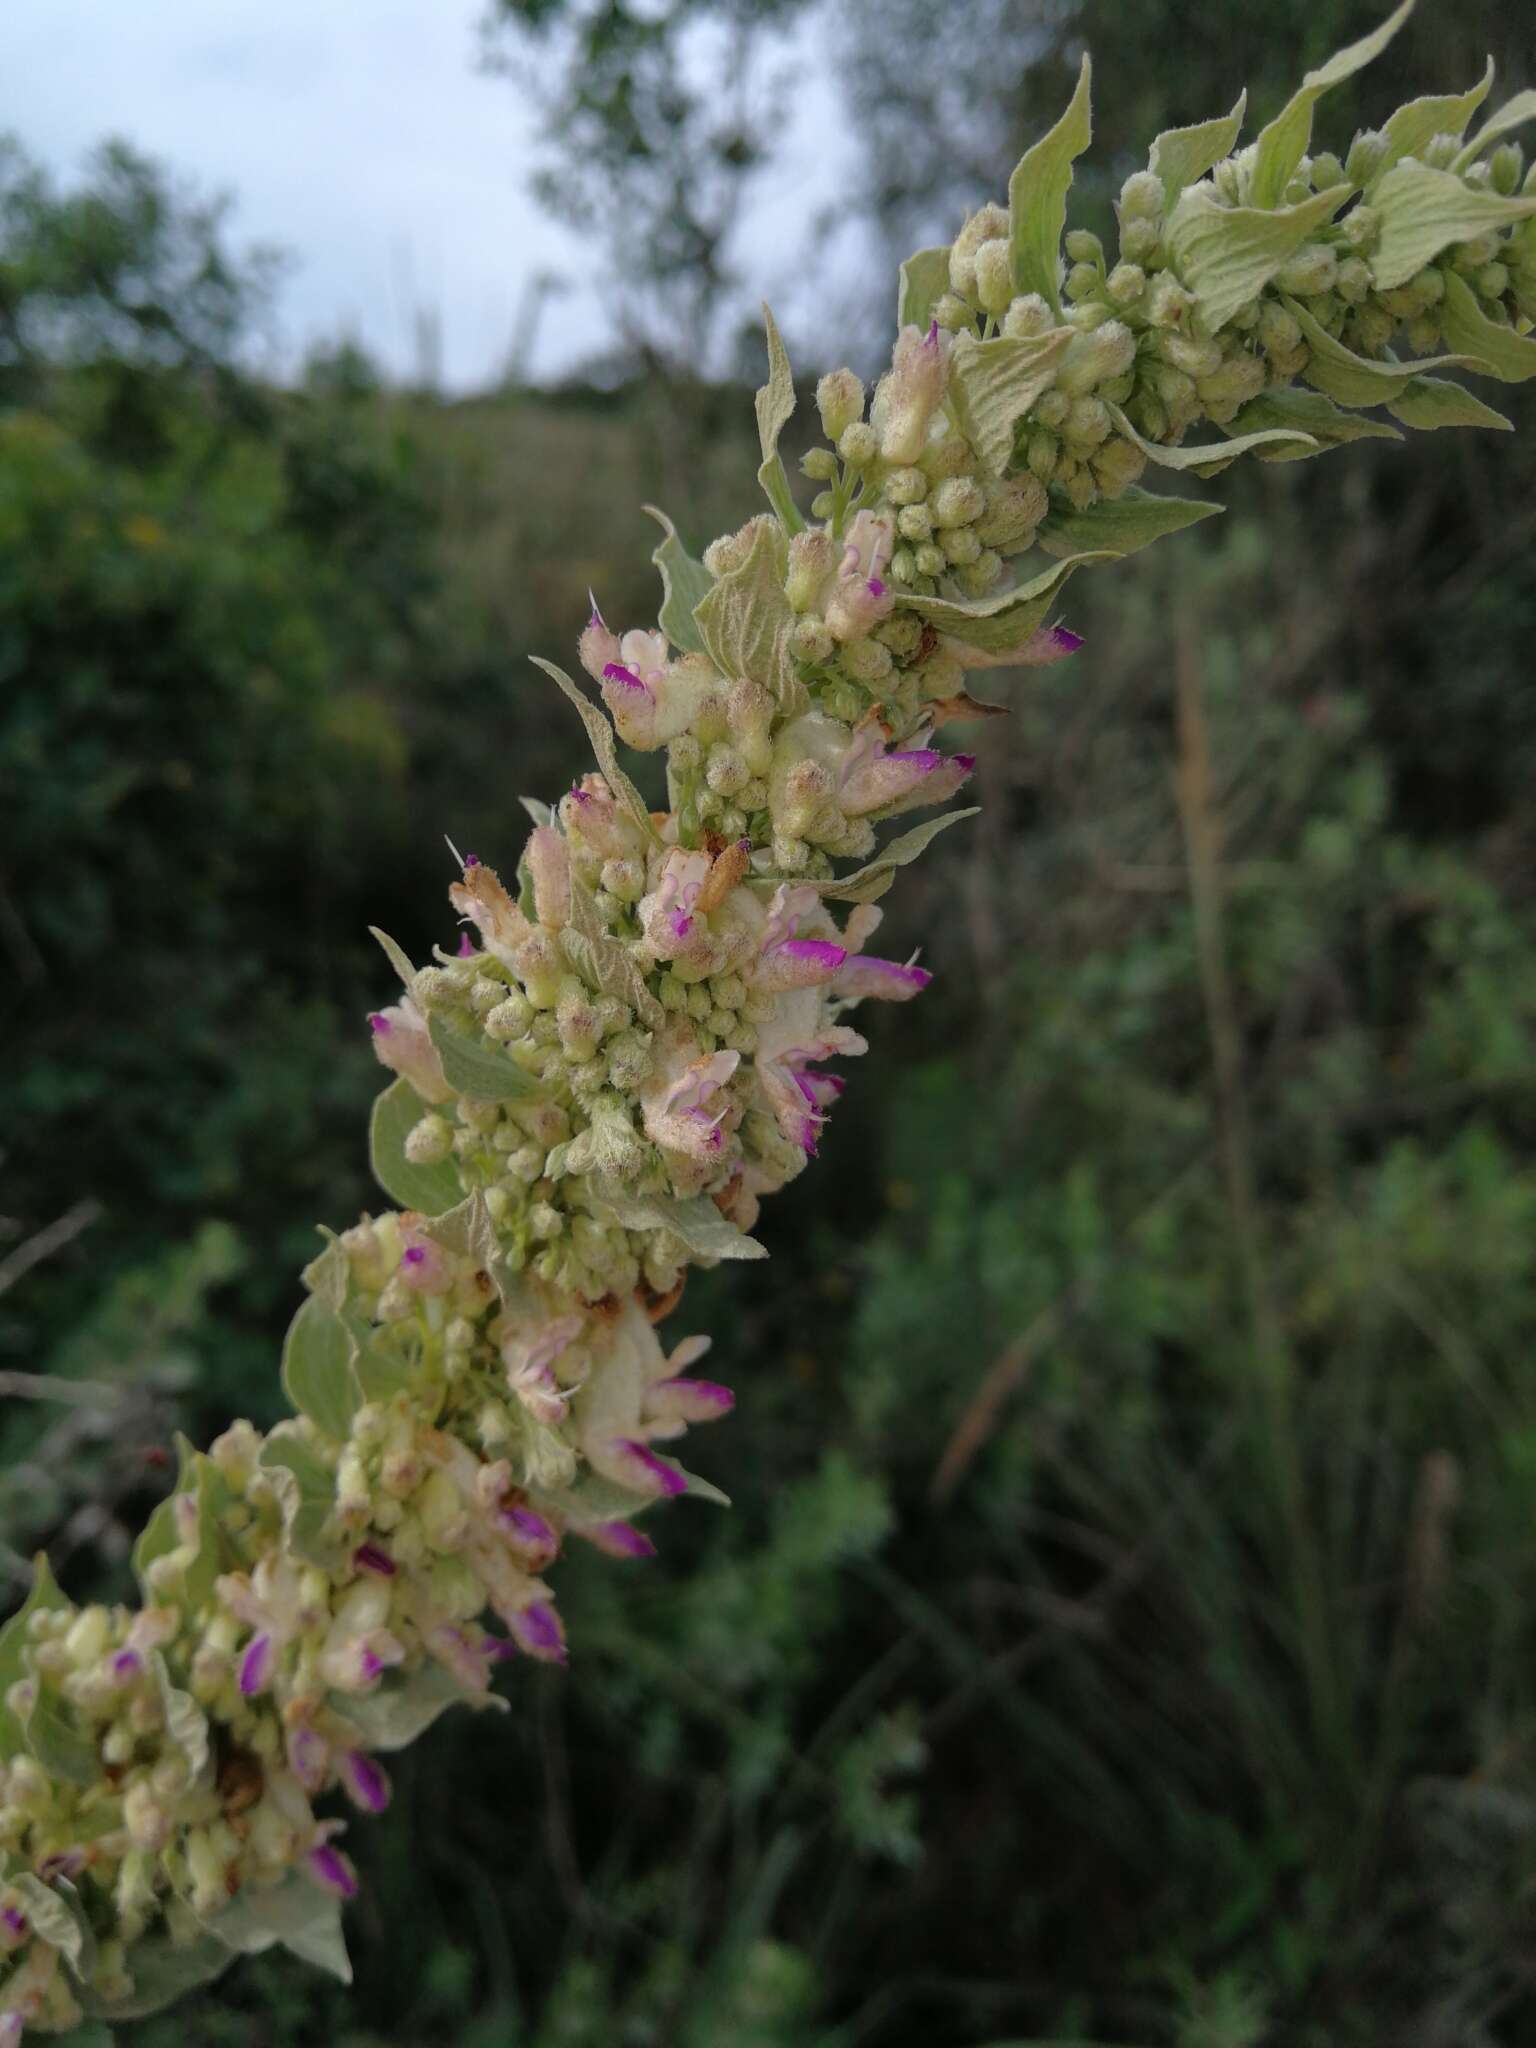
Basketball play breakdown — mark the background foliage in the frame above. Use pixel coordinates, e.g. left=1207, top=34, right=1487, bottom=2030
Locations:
left=4, top=4, right=1536, bottom=2041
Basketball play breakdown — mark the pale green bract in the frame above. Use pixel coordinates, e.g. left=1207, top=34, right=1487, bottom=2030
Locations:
left=3, top=3, right=1534, bottom=2035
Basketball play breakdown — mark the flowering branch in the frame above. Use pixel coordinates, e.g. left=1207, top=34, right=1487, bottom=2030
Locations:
left=4, top=4, right=1534, bottom=2031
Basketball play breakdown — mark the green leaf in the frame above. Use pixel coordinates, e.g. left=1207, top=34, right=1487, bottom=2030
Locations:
left=892, top=552, right=1111, bottom=654
left=1386, top=372, right=1513, bottom=430
left=1038, top=486, right=1221, bottom=559
left=1248, top=0, right=1414, bottom=210
left=815, top=808, right=981, bottom=905
left=518, top=794, right=554, bottom=828
left=202, top=1873, right=352, bottom=1984
left=24, top=1687, right=97, bottom=1785
left=1227, top=384, right=1404, bottom=457
left=332, top=1661, right=504, bottom=1750
left=755, top=304, right=803, bottom=535
left=1453, top=88, right=1536, bottom=172
left=150, top=1651, right=210, bottom=1784
left=0, top=1552, right=70, bottom=1758
left=301, top=1231, right=351, bottom=1313
left=594, top=1187, right=767, bottom=1261
left=258, top=1428, right=345, bottom=1572
left=1438, top=270, right=1536, bottom=383
left=1148, top=94, right=1247, bottom=204
left=1164, top=181, right=1350, bottom=333
left=11, top=1873, right=92, bottom=1975
left=1372, top=63, right=1495, bottom=186
left=665, top=1463, right=732, bottom=1508
left=553, top=1470, right=662, bottom=1524
left=1008, top=55, right=1092, bottom=316
left=528, top=656, right=660, bottom=844
left=1105, top=401, right=1314, bottom=472
left=281, top=1296, right=362, bottom=1444
left=349, top=1321, right=420, bottom=1404
left=131, top=1437, right=230, bottom=1610
left=1371, top=159, right=1536, bottom=291
left=946, top=329, right=1074, bottom=476
left=367, top=926, right=417, bottom=991
left=563, top=875, right=665, bottom=1028
left=369, top=1078, right=464, bottom=1215
left=643, top=505, right=712, bottom=654
left=1283, top=294, right=1473, bottom=404
left=693, top=517, right=808, bottom=716
left=427, top=1012, right=538, bottom=1104
left=897, top=245, right=952, bottom=330
left=83, top=1930, right=235, bottom=2020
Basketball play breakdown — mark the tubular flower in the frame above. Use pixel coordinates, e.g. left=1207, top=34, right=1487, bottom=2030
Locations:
left=3, top=10, right=1534, bottom=2032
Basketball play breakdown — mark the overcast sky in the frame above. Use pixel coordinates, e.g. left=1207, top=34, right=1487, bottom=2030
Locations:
left=4, top=0, right=848, bottom=391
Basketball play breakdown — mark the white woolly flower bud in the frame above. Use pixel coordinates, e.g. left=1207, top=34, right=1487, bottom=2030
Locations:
left=872, top=324, right=948, bottom=465
left=1118, top=170, right=1164, bottom=221
left=526, top=826, right=571, bottom=931
left=974, top=238, right=1014, bottom=315
left=1002, top=291, right=1053, bottom=338
left=815, top=367, right=864, bottom=441
left=948, top=202, right=1010, bottom=298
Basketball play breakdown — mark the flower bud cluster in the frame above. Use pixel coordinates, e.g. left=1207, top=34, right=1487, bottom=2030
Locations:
left=3, top=21, right=1530, bottom=2036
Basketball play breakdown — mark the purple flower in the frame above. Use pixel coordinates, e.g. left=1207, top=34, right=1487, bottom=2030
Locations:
left=110, top=1648, right=143, bottom=1680
left=580, top=1520, right=658, bottom=1560
left=508, top=1600, right=568, bottom=1665
left=288, top=1724, right=330, bottom=1793
left=1, top=1908, right=28, bottom=1940
left=831, top=954, right=932, bottom=1002
left=354, top=1544, right=397, bottom=1577
left=646, top=1379, right=736, bottom=1424
left=610, top=1439, right=688, bottom=1498
left=500, top=1505, right=559, bottom=1571
left=338, top=1749, right=392, bottom=1815
left=238, top=1632, right=274, bottom=1697
left=306, top=1843, right=359, bottom=1900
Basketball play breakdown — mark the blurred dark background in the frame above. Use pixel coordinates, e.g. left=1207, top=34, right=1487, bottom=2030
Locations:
left=4, top=4, right=1536, bottom=2043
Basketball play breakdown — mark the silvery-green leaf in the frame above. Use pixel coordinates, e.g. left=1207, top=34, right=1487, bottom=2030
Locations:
left=258, top=1428, right=346, bottom=1571
left=898, top=245, right=952, bottom=330
left=551, top=1471, right=660, bottom=1524
left=0, top=1553, right=71, bottom=1758
left=349, top=1323, right=419, bottom=1404
left=23, top=1687, right=96, bottom=1785
left=814, top=809, right=981, bottom=905
left=367, top=926, right=417, bottom=991
left=563, top=875, right=665, bottom=1028
left=1008, top=54, right=1093, bottom=314
left=82, top=1930, right=235, bottom=2020
left=281, top=1296, right=362, bottom=1445
left=693, top=517, right=808, bottom=717
left=1227, top=385, right=1403, bottom=458
left=1105, top=401, right=1314, bottom=471
left=668, top=1463, right=732, bottom=1508
left=301, top=1231, right=351, bottom=1313
left=892, top=552, right=1111, bottom=653
left=528, top=657, right=660, bottom=844
left=1164, top=181, right=1351, bottom=333
left=427, top=1012, right=538, bottom=1103
left=151, top=1651, right=210, bottom=1784
left=1370, top=159, right=1536, bottom=291
left=1148, top=94, right=1247, bottom=204
left=1372, top=63, right=1494, bottom=186
left=332, top=1661, right=502, bottom=1751
left=201, top=1874, right=352, bottom=1984
left=595, top=1187, right=767, bottom=1261
left=1282, top=294, right=1474, bottom=404
left=644, top=505, right=713, bottom=654
left=754, top=304, right=804, bottom=535
left=1038, top=486, right=1222, bottom=559
left=518, top=794, right=554, bottom=828
left=11, top=1873, right=92, bottom=1974
left=1386, top=372, right=1514, bottom=431
left=1453, top=88, right=1536, bottom=172
left=946, top=328, right=1074, bottom=476
left=369, top=1078, right=464, bottom=1216
left=1247, top=0, right=1413, bottom=209
left=131, top=1437, right=230, bottom=1609
left=1438, top=270, right=1536, bottom=383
